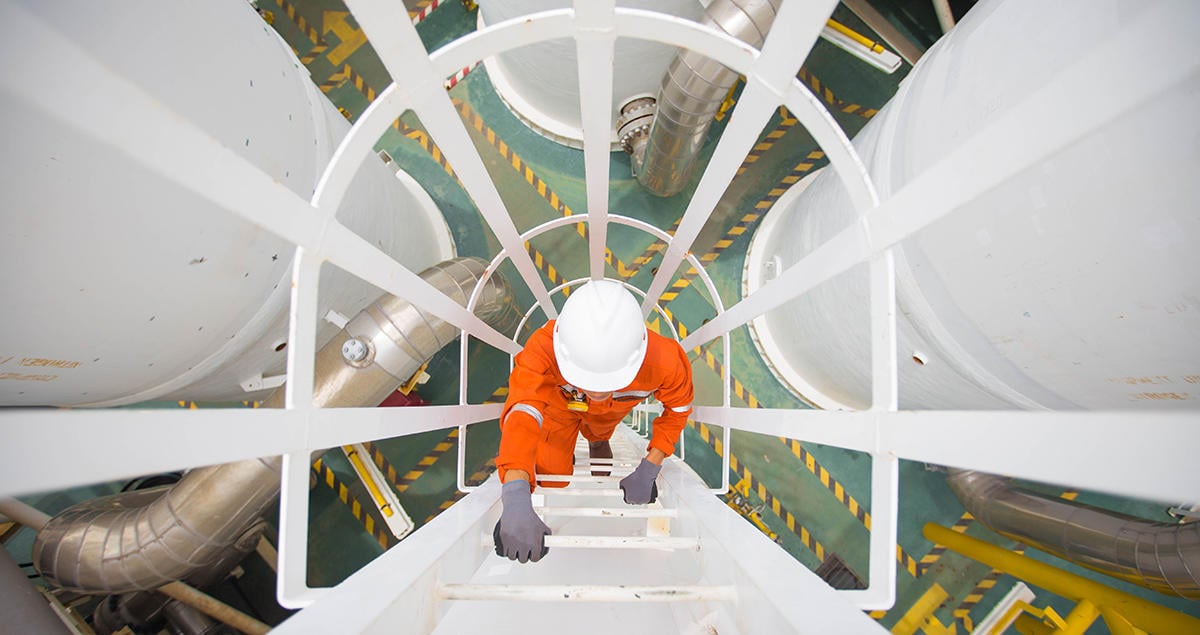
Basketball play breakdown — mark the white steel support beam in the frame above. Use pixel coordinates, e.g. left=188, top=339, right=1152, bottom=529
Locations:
left=640, top=0, right=842, bottom=315
left=692, top=407, right=1200, bottom=504
left=574, top=0, right=616, bottom=281
left=284, top=250, right=321, bottom=412
left=840, top=453, right=899, bottom=610
left=277, top=451, right=324, bottom=608
left=0, top=405, right=500, bottom=498
left=341, top=0, right=558, bottom=320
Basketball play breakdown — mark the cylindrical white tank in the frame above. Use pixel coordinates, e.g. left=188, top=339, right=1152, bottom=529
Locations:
left=478, top=0, right=706, bottom=147
left=745, top=0, right=1200, bottom=410
left=0, top=1, right=454, bottom=407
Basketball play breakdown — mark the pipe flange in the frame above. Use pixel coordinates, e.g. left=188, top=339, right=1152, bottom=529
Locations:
left=616, top=97, right=657, bottom=155
left=341, top=336, right=374, bottom=368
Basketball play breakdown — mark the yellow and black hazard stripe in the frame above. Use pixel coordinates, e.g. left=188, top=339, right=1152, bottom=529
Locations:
left=660, top=150, right=827, bottom=306
left=693, top=421, right=833, bottom=563
left=919, top=513, right=973, bottom=575
left=317, top=63, right=378, bottom=104
left=363, top=430, right=458, bottom=494
left=736, top=106, right=800, bottom=176
left=693, top=340, right=763, bottom=409
left=952, top=544, right=1025, bottom=632
left=779, top=437, right=871, bottom=528
left=622, top=218, right=681, bottom=282
left=423, top=458, right=498, bottom=523
left=622, top=115, right=810, bottom=288
left=452, top=99, right=577, bottom=228
left=528, top=242, right=570, bottom=294
left=797, top=68, right=879, bottom=120
left=394, top=124, right=458, bottom=180
left=317, top=64, right=350, bottom=94
left=691, top=343, right=923, bottom=577
left=270, top=0, right=327, bottom=65
left=624, top=239, right=668, bottom=280
left=485, top=386, right=509, bottom=404
left=451, top=98, right=646, bottom=281
left=312, top=456, right=394, bottom=550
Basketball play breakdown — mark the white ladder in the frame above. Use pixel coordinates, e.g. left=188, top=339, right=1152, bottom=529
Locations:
left=273, top=425, right=885, bottom=634
left=429, top=431, right=738, bottom=635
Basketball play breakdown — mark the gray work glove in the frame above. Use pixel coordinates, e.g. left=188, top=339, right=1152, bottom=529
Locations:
left=493, top=480, right=551, bottom=563
left=619, top=458, right=661, bottom=505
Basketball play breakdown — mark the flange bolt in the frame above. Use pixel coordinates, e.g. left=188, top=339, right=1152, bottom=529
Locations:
left=341, top=337, right=370, bottom=364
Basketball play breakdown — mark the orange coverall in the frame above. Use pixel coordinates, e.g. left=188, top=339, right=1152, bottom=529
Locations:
left=497, top=321, right=694, bottom=487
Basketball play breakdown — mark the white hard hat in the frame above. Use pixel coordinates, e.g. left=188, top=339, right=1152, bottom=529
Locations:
left=553, top=280, right=648, bottom=392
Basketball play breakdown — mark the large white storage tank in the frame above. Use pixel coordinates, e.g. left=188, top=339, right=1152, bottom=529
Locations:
left=745, top=0, right=1200, bottom=411
left=478, top=0, right=705, bottom=146
left=0, top=1, right=454, bottom=407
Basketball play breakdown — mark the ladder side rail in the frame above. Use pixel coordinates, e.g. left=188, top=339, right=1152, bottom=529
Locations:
left=272, top=479, right=503, bottom=634
left=643, top=427, right=887, bottom=633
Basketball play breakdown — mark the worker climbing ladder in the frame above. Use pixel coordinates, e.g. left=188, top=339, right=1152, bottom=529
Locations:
left=275, top=424, right=885, bottom=633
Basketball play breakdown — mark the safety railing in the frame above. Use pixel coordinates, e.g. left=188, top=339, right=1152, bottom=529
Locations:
left=2, top=0, right=1193, bottom=623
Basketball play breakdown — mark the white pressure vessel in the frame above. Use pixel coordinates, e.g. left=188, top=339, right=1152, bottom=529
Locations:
left=0, top=1, right=453, bottom=407
left=744, top=0, right=1200, bottom=410
left=478, top=0, right=705, bottom=147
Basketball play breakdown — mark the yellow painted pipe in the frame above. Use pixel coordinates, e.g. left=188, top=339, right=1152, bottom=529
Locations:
left=1060, top=599, right=1100, bottom=635
left=1099, top=606, right=1149, bottom=635
left=826, top=19, right=886, bottom=54
left=923, top=523, right=1200, bottom=635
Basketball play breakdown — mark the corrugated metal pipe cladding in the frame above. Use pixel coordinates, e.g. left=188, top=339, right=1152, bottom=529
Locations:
left=33, top=257, right=513, bottom=594
left=947, top=469, right=1200, bottom=599
left=635, top=0, right=780, bottom=197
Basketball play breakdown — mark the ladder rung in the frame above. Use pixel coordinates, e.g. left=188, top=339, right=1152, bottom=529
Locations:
left=534, top=487, right=626, bottom=496
left=571, top=457, right=638, bottom=465
left=543, top=535, right=698, bottom=550
left=438, top=584, right=735, bottom=602
left=534, top=506, right=677, bottom=518
left=536, top=474, right=628, bottom=483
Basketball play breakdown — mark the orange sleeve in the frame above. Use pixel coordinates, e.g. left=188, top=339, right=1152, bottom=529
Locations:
left=496, top=326, right=556, bottom=485
left=648, top=337, right=694, bottom=457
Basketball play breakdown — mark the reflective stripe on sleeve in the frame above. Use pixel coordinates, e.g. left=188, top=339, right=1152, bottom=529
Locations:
left=670, top=403, right=693, bottom=413
left=507, top=403, right=544, bottom=427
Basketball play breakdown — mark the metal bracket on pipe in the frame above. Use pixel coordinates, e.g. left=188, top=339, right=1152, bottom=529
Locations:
left=240, top=373, right=287, bottom=393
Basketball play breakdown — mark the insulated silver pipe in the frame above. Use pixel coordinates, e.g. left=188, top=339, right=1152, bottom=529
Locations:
left=263, top=257, right=513, bottom=409
left=89, top=520, right=266, bottom=634
left=948, top=470, right=1200, bottom=599
left=636, top=0, right=780, bottom=197
left=33, top=257, right=513, bottom=594
left=35, top=475, right=275, bottom=594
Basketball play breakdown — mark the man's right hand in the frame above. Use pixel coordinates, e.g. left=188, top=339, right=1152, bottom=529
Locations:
left=493, top=479, right=551, bottom=563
